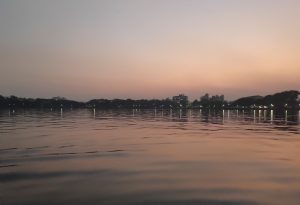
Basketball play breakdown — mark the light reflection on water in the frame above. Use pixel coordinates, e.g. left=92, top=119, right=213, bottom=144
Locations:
left=271, top=110, right=274, bottom=123
left=0, top=109, right=300, bottom=205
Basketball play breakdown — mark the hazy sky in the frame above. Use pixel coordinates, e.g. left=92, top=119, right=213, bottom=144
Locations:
left=0, top=0, right=299, bottom=101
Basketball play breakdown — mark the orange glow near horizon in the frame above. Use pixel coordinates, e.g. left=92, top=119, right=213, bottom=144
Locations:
left=0, top=0, right=299, bottom=100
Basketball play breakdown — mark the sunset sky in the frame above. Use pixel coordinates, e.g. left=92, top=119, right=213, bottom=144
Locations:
left=0, top=0, right=299, bottom=101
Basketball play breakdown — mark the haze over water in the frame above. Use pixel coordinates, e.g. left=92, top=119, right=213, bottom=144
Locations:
left=1, top=1, right=300, bottom=204
left=1, top=109, right=300, bottom=205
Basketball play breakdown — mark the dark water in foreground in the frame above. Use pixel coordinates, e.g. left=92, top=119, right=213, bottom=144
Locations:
left=0, top=109, right=300, bottom=205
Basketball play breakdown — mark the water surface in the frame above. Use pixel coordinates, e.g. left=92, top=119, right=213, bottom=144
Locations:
left=1, top=109, right=300, bottom=205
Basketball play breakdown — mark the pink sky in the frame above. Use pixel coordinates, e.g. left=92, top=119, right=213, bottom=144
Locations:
left=0, top=0, right=299, bottom=101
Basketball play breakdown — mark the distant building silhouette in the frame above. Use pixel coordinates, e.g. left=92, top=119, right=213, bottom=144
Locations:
left=200, top=93, right=209, bottom=102
left=200, top=94, right=225, bottom=102
left=172, top=94, right=188, bottom=108
left=211, top=95, right=224, bottom=102
left=0, top=90, right=298, bottom=110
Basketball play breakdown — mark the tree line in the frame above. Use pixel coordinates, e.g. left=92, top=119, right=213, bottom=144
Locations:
left=0, top=90, right=299, bottom=109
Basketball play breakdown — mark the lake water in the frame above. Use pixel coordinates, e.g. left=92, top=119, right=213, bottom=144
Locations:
left=1, top=109, right=300, bottom=205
